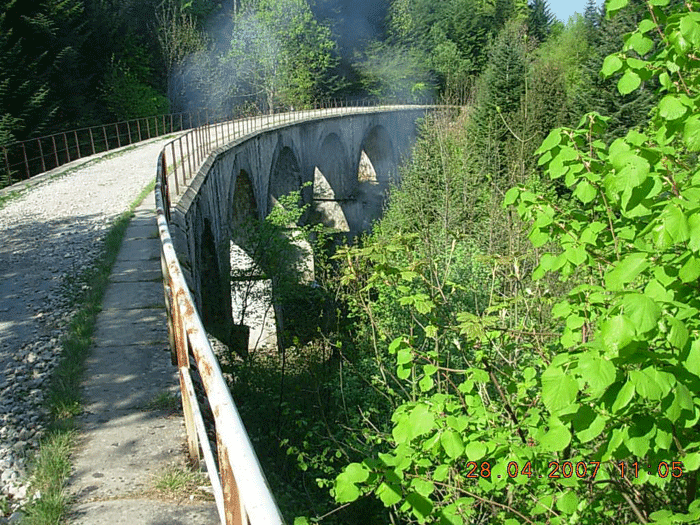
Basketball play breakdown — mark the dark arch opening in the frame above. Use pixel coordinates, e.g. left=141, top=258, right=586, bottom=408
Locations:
left=269, top=146, right=304, bottom=217
left=314, top=133, right=350, bottom=200
left=231, top=169, right=259, bottom=249
left=358, top=125, right=395, bottom=187
left=200, top=218, right=232, bottom=347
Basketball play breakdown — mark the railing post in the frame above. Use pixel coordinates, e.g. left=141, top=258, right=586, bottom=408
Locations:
left=170, top=141, right=180, bottom=196
left=102, top=126, right=109, bottom=152
left=146, top=118, right=151, bottom=139
left=115, top=124, right=121, bottom=148
left=127, top=121, right=132, bottom=144
left=74, top=130, right=81, bottom=158
left=179, top=137, right=186, bottom=183
left=172, top=295, right=200, bottom=467
left=180, top=114, right=183, bottom=132
left=63, top=133, right=71, bottom=162
left=137, top=120, right=142, bottom=142
left=170, top=114, right=174, bottom=133
left=37, top=139, right=46, bottom=173
left=185, top=133, right=193, bottom=180
left=52, top=135, right=59, bottom=167
left=21, top=143, right=30, bottom=179
left=89, top=128, right=96, bottom=155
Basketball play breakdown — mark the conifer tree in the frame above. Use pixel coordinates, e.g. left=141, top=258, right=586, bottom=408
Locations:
left=527, top=0, right=554, bottom=42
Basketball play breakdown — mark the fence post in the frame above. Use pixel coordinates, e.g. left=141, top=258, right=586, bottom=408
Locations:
left=170, top=141, right=179, bottom=196
left=74, top=131, right=81, bottom=158
left=63, top=133, right=71, bottom=162
left=115, top=124, right=121, bottom=148
left=146, top=118, right=151, bottom=139
left=185, top=133, right=193, bottom=180
left=170, top=114, right=174, bottom=133
left=178, top=137, right=186, bottom=183
left=126, top=121, right=132, bottom=145
left=89, top=128, right=96, bottom=155
left=37, top=139, right=46, bottom=173
left=52, top=135, right=59, bottom=167
left=21, top=143, right=30, bottom=179
left=137, top=120, right=142, bottom=142
left=102, top=126, right=109, bottom=152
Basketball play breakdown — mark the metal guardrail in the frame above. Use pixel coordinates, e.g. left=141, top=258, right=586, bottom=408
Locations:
left=155, top=99, right=439, bottom=524
left=0, top=111, right=219, bottom=188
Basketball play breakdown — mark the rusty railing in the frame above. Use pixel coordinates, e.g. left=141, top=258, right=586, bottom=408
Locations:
left=0, top=110, right=215, bottom=189
left=155, top=99, right=438, bottom=524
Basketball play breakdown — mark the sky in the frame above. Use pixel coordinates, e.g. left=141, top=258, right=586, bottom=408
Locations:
left=548, top=0, right=605, bottom=23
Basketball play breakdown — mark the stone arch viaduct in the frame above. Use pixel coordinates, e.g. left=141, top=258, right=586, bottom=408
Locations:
left=167, top=108, right=429, bottom=348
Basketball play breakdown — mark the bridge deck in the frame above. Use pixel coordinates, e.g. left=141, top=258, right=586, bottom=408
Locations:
left=0, top=137, right=217, bottom=522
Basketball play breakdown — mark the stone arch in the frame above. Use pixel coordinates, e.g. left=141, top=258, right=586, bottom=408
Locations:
left=199, top=218, right=231, bottom=344
left=357, top=125, right=396, bottom=186
left=230, top=169, right=259, bottom=249
left=314, top=133, right=351, bottom=200
left=268, top=145, right=303, bottom=213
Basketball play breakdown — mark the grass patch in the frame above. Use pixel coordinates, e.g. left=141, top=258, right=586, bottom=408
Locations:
left=152, top=465, right=212, bottom=501
left=142, top=391, right=181, bottom=412
left=20, top=179, right=158, bottom=524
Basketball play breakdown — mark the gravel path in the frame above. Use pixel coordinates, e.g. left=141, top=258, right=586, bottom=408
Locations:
left=0, top=137, right=174, bottom=515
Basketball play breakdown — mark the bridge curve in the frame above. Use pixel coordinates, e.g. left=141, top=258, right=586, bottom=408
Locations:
left=155, top=104, right=436, bottom=524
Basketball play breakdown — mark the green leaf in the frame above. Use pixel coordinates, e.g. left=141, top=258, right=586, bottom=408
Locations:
left=578, top=354, right=617, bottom=396
left=658, top=95, right=688, bottom=121
left=661, top=204, right=690, bottom=243
left=618, top=70, right=641, bottom=95
left=686, top=340, right=700, bottom=378
left=667, top=317, right=689, bottom=350
left=612, top=380, right=636, bottom=413
left=376, top=481, right=402, bottom=506
left=406, top=492, right=433, bottom=522
left=684, top=452, right=700, bottom=471
left=680, top=255, right=700, bottom=283
left=542, top=366, right=579, bottom=413
left=574, top=180, right=597, bottom=203
left=503, top=187, right=520, bottom=206
left=605, top=253, right=649, bottom=290
left=539, top=421, right=572, bottom=452
left=537, top=129, right=563, bottom=154
left=607, top=0, right=629, bottom=16
left=680, top=13, right=700, bottom=45
left=600, top=315, right=636, bottom=354
left=622, top=293, right=661, bottom=334
left=434, top=465, right=449, bottom=482
left=465, top=441, right=487, bottom=461
left=683, top=114, right=700, bottom=151
left=411, top=478, right=435, bottom=498
left=630, top=368, right=664, bottom=401
left=335, top=463, right=370, bottom=503
left=406, top=404, right=436, bottom=441
left=627, top=33, right=654, bottom=55
left=572, top=405, right=607, bottom=443
left=419, top=375, right=434, bottom=392
left=690, top=213, right=700, bottom=252
left=441, top=430, right=465, bottom=459
left=601, top=54, right=623, bottom=77
left=556, top=492, right=579, bottom=515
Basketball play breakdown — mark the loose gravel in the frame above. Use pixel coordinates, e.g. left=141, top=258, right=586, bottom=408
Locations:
left=0, top=138, right=174, bottom=516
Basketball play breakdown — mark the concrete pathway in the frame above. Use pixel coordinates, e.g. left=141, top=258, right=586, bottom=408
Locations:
left=66, top=194, right=218, bottom=524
